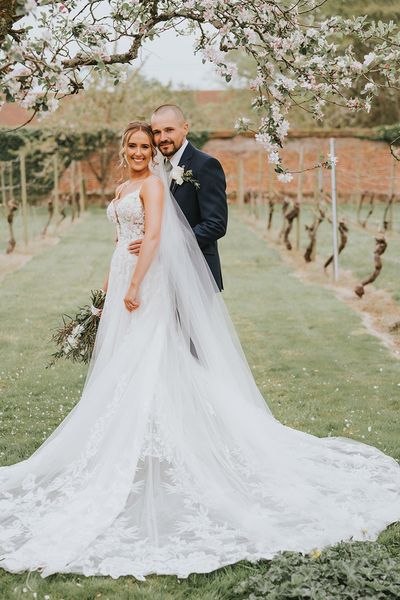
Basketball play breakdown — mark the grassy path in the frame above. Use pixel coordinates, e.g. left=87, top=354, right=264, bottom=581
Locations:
left=0, top=207, right=399, bottom=599
left=223, top=208, right=400, bottom=459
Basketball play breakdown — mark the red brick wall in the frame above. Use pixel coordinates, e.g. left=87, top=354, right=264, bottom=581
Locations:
left=0, top=103, right=38, bottom=127
left=58, top=133, right=399, bottom=204
left=203, top=135, right=399, bottom=202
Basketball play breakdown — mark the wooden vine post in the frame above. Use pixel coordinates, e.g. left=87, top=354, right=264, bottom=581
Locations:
left=19, top=150, right=29, bottom=247
left=9, top=160, right=14, bottom=204
left=53, top=152, right=60, bottom=218
left=237, top=158, right=244, bottom=206
left=69, top=160, right=77, bottom=221
left=313, top=160, right=324, bottom=260
left=4, top=162, right=17, bottom=253
left=388, top=158, right=396, bottom=231
left=267, top=161, right=275, bottom=230
left=296, top=144, right=304, bottom=250
left=355, top=147, right=362, bottom=217
left=329, top=138, right=339, bottom=281
left=0, top=162, right=6, bottom=207
left=318, top=161, right=324, bottom=203
left=78, top=161, right=86, bottom=214
left=304, top=157, right=325, bottom=263
left=257, top=150, right=264, bottom=219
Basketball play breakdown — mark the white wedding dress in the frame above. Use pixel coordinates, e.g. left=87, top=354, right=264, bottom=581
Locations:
left=1, top=169, right=400, bottom=580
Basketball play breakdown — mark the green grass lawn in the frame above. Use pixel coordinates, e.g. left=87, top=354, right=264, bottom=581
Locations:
left=0, top=207, right=399, bottom=599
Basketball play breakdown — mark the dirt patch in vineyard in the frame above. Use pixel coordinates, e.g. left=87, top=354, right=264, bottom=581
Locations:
left=245, top=215, right=400, bottom=360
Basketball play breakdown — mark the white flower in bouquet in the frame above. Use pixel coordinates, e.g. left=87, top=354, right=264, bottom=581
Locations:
left=66, top=324, right=84, bottom=349
left=49, top=290, right=106, bottom=366
left=66, top=335, right=79, bottom=349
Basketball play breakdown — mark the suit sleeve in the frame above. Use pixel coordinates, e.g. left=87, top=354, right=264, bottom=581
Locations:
left=192, top=156, right=228, bottom=248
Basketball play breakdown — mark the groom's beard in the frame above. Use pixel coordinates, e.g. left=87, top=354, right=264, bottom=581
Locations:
left=158, top=140, right=183, bottom=157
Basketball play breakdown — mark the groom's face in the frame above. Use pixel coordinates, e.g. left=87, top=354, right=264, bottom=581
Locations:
left=151, top=110, right=189, bottom=158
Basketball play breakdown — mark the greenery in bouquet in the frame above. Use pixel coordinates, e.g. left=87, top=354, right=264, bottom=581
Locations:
left=49, top=289, right=106, bottom=367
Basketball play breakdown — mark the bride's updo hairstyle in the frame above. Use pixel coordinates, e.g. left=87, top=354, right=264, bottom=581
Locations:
left=119, top=121, right=157, bottom=169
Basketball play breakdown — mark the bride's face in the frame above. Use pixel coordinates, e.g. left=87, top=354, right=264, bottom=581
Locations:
left=125, top=130, right=153, bottom=174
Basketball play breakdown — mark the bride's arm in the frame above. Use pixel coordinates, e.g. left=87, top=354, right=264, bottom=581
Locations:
left=123, top=176, right=164, bottom=312
left=102, top=273, right=109, bottom=294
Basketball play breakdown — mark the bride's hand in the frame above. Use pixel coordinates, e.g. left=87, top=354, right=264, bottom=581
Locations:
left=124, top=284, right=140, bottom=312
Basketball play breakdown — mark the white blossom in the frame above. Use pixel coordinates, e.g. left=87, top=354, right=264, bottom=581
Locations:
left=40, top=29, right=53, bottom=43
left=235, top=117, right=251, bottom=130
left=249, top=76, right=264, bottom=90
left=7, top=64, right=31, bottom=78
left=47, top=97, right=59, bottom=112
left=277, top=172, right=293, bottom=183
left=276, top=119, right=290, bottom=139
left=268, top=151, right=280, bottom=164
left=363, top=52, right=377, bottom=66
left=364, top=82, right=376, bottom=92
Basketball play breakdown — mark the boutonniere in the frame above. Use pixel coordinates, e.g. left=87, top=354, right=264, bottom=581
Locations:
left=171, top=165, right=200, bottom=189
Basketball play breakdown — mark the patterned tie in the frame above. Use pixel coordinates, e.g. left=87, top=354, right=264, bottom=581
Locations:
left=164, top=159, right=173, bottom=184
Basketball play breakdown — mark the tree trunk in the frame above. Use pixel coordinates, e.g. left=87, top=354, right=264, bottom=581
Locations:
left=355, top=235, right=387, bottom=298
left=304, top=207, right=325, bottom=263
left=283, top=202, right=300, bottom=251
left=324, top=220, right=348, bottom=270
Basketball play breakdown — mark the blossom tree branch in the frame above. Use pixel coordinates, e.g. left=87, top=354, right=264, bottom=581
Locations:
left=1, top=0, right=400, bottom=175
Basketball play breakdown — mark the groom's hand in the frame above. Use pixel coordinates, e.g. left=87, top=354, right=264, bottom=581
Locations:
left=128, top=239, right=142, bottom=255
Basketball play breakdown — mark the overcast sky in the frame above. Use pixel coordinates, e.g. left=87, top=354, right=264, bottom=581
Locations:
left=132, top=30, right=226, bottom=90
left=25, top=8, right=226, bottom=90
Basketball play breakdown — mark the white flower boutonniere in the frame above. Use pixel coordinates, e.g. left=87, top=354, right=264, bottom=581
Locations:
left=171, top=165, right=200, bottom=189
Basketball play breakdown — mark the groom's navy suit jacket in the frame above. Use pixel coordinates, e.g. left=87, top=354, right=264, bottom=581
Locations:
left=170, top=141, right=228, bottom=291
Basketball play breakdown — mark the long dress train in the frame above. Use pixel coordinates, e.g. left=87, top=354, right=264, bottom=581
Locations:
left=1, top=181, right=399, bottom=579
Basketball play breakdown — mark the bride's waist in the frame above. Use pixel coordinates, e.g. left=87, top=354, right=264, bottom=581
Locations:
left=112, top=241, right=137, bottom=261
left=114, top=237, right=138, bottom=249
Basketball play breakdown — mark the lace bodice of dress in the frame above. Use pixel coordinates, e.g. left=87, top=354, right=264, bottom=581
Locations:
left=106, top=188, right=145, bottom=243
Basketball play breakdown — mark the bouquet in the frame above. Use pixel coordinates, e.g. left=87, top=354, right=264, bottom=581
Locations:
left=49, top=289, right=106, bottom=366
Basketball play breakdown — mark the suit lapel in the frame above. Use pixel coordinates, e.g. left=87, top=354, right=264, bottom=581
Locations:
left=170, top=141, right=195, bottom=196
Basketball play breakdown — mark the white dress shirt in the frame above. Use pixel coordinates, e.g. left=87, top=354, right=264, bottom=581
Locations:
left=168, top=138, right=188, bottom=169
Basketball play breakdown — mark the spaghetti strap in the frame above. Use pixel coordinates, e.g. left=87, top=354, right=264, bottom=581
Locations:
left=116, top=180, right=130, bottom=200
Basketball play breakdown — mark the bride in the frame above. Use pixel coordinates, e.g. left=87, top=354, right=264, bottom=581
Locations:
left=1, top=121, right=399, bottom=580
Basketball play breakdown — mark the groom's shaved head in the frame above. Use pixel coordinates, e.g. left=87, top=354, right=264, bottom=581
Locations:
left=151, top=104, right=189, bottom=157
left=152, top=104, right=186, bottom=124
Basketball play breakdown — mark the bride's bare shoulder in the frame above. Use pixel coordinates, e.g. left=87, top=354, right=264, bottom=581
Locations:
left=145, top=174, right=162, bottom=185
left=142, top=174, right=164, bottom=197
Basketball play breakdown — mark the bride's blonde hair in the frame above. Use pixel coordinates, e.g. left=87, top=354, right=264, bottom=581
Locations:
left=119, top=121, right=157, bottom=169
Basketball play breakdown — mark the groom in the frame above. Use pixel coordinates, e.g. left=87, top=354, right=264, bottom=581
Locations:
left=128, top=104, right=228, bottom=291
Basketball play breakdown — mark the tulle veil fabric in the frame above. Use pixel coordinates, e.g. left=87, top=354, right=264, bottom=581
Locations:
left=0, top=155, right=399, bottom=579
